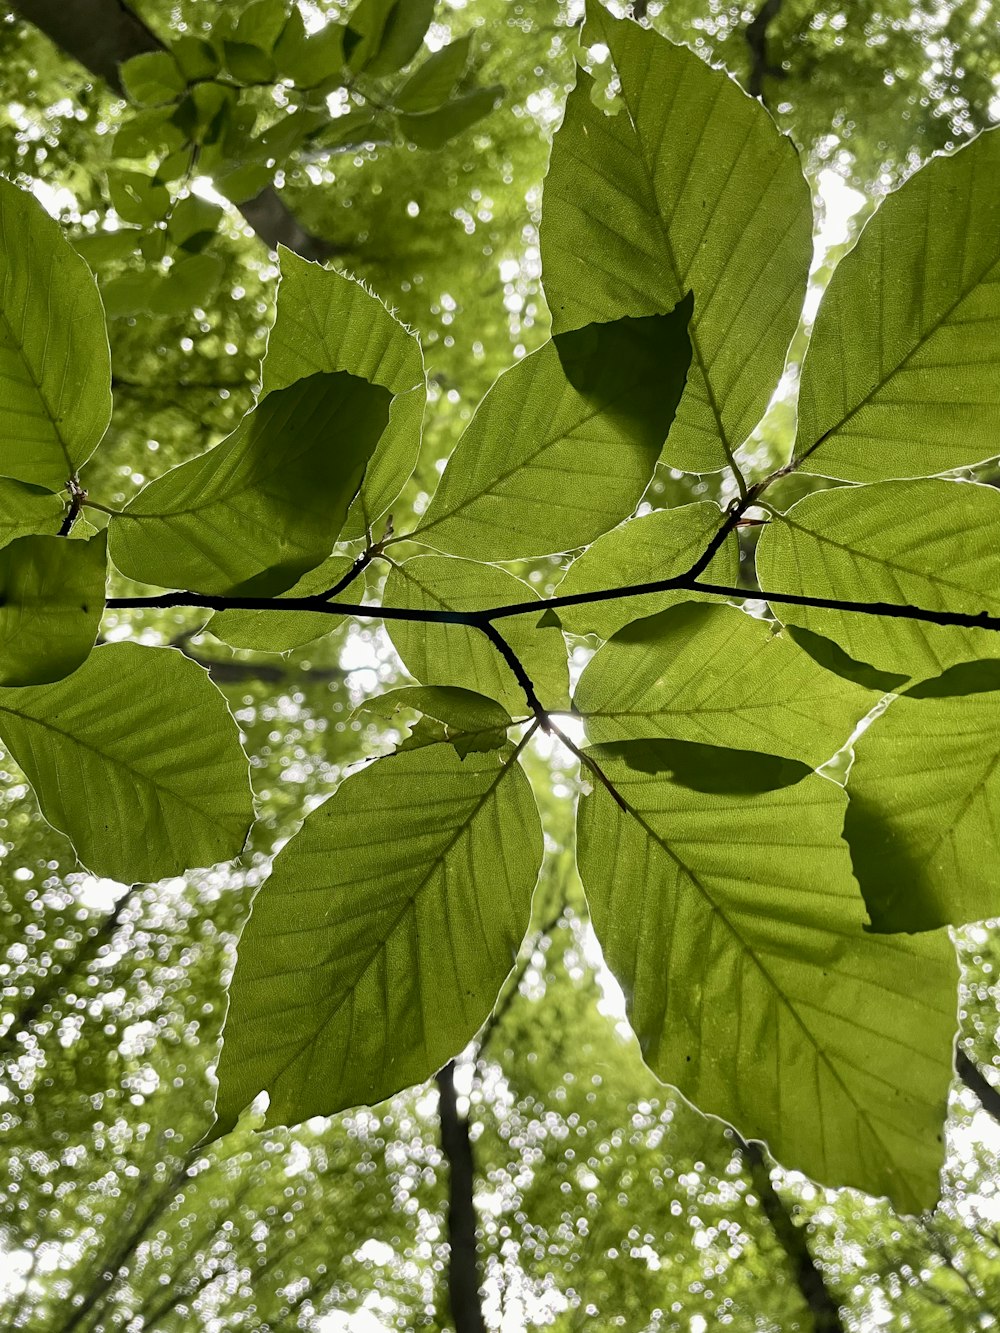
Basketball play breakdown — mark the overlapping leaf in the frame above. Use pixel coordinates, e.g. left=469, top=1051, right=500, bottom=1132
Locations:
left=0, top=642, right=253, bottom=881
left=213, top=742, right=541, bottom=1132
left=265, top=248, right=425, bottom=538
left=415, top=302, right=692, bottom=560
left=540, top=9, right=812, bottom=473
left=575, top=602, right=876, bottom=767
left=109, top=372, right=390, bottom=595
left=795, top=126, right=1000, bottom=480
left=209, top=552, right=357, bottom=652
left=355, top=684, right=511, bottom=757
left=0, top=479, right=65, bottom=549
left=846, top=665, right=1000, bottom=932
left=0, top=177, right=112, bottom=491
left=755, top=479, right=1000, bottom=680
left=555, top=502, right=739, bottom=639
left=577, top=747, right=957, bottom=1211
left=0, top=531, right=106, bottom=686
left=383, top=555, right=569, bottom=714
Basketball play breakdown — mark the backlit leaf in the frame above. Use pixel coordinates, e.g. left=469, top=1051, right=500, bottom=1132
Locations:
left=540, top=10, right=812, bottom=473
left=0, top=642, right=253, bottom=881
left=578, top=747, right=957, bottom=1211
left=109, top=373, right=390, bottom=595
left=213, top=742, right=541, bottom=1131
left=0, top=177, right=112, bottom=491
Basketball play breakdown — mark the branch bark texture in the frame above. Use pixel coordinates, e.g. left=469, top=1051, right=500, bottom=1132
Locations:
left=436, top=1060, right=488, bottom=1333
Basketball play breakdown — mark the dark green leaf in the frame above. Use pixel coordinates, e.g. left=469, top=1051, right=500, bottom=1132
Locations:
left=398, top=86, right=502, bottom=149
left=0, top=478, right=65, bottom=548
left=120, top=51, right=186, bottom=105
left=223, top=41, right=278, bottom=84
left=0, top=642, right=253, bottom=880
left=346, top=0, right=434, bottom=76
left=265, top=248, right=425, bottom=538
left=213, top=742, right=540, bottom=1131
left=787, top=626, right=910, bottom=694
left=587, top=738, right=811, bottom=793
left=168, top=194, right=224, bottom=247
left=0, top=531, right=106, bottom=686
left=394, top=34, right=474, bottom=112
left=108, top=372, right=390, bottom=594
left=107, top=168, right=171, bottom=226
left=0, top=177, right=112, bottom=492
left=170, top=35, right=220, bottom=81
left=415, top=302, right=692, bottom=560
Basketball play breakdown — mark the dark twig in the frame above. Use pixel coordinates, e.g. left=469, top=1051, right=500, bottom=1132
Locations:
left=479, top=622, right=550, bottom=726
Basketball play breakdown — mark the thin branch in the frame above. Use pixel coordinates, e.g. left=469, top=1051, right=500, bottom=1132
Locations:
left=479, top=622, right=550, bottom=726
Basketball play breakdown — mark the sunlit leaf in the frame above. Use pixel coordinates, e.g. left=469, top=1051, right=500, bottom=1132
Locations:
left=214, top=742, right=540, bottom=1131
left=0, top=643, right=253, bottom=881
left=383, top=555, right=570, bottom=714
left=578, top=746, right=957, bottom=1212
left=795, top=126, right=1000, bottom=480
left=540, top=9, right=812, bottom=473
left=0, top=177, right=111, bottom=491
left=415, top=302, right=692, bottom=559
left=755, top=479, right=1000, bottom=680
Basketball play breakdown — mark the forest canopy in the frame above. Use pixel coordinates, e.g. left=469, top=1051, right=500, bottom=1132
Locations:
left=3, top=1, right=1000, bottom=1330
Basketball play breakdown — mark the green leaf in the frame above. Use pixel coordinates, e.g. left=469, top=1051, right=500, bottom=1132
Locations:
left=0, top=532, right=106, bottom=687
left=108, top=372, right=390, bottom=595
left=414, top=303, right=692, bottom=560
left=100, top=254, right=226, bottom=319
left=355, top=684, right=512, bottom=757
left=265, top=248, right=425, bottom=538
left=554, top=502, right=739, bottom=640
left=0, top=479, right=65, bottom=548
left=577, top=748, right=957, bottom=1212
left=213, top=742, right=541, bottom=1132
left=234, top=0, right=290, bottom=52
left=120, top=51, right=186, bottom=105
left=395, top=34, right=474, bottom=112
left=107, top=168, right=171, bottom=226
left=209, top=552, right=356, bottom=652
left=274, top=17, right=345, bottom=88
left=382, top=555, right=570, bottom=715
left=575, top=602, right=874, bottom=767
left=0, top=177, right=112, bottom=492
left=0, top=642, right=253, bottom=881
left=786, top=626, right=910, bottom=695
left=346, top=0, right=434, bottom=76
left=794, top=127, right=1000, bottom=481
left=398, top=86, right=503, bottom=149
left=224, top=40, right=277, bottom=84
left=170, top=36, right=220, bottom=82
left=755, top=479, right=1000, bottom=681
left=539, top=10, right=812, bottom=474
left=112, top=106, right=186, bottom=160
left=846, top=687, right=1000, bottom=932
left=588, top=737, right=811, bottom=794
left=168, top=194, right=224, bottom=248
left=72, top=230, right=141, bottom=266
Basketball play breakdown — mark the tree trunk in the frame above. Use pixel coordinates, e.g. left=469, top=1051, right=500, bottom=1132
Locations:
left=9, top=0, right=334, bottom=262
left=436, top=1061, right=487, bottom=1333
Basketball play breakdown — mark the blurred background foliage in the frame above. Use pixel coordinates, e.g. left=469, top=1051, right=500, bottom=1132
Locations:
left=2, top=0, right=1000, bottom=1328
